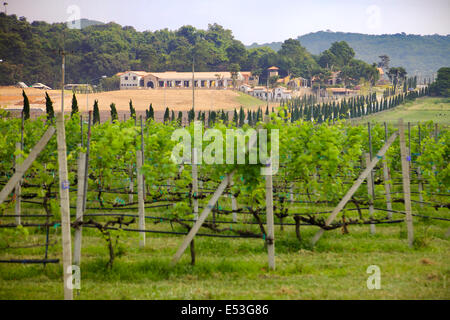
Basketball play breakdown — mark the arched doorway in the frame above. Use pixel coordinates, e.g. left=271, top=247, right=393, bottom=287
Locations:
left=147, top=81, right=154, bottom=89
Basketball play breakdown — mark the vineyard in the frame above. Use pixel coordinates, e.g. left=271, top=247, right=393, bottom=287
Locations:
left=0, top=105, right=449, bottom=299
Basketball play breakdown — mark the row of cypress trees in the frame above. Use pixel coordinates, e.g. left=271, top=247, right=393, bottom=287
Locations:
left=21, top=86, right=429, bottom=125
left=284, top=87, right=429, bottom=123
left=22, top=90, right=85, bottom=122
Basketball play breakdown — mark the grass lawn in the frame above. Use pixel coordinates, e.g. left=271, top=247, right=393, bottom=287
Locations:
left=235, top=91, right=270, bottom=109
left=358, top=97, right=450, bottom=124
left=1, top=205, right=449, bottom=300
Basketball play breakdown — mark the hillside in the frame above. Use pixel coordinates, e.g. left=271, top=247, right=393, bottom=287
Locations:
left=356, top=97, right=450, bottom=124
left=247, top=31, right=450, bottom=77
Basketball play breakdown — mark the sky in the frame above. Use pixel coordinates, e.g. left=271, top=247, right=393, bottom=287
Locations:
left=3, top=0, right=450, bottom=45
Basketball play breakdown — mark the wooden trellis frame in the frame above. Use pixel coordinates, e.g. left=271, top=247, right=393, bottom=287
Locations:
left=171, top=132, right=276, bottom=269
left=311, top=119, right=415, bottom=247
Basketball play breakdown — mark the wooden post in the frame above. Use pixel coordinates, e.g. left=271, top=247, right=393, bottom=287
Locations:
left=192, top=148, right=199, bottom=220
left=383, top=122, right=393, bottom=218
left=432, top=124, right=438, bottom=174
left=14, top=142, right=22, bottom=225
left=311, top=132, right=398, bottom=246
left=82, top=112, right=91, bottom=213
left=365, top=153, right=376, bottom=234
left=171, top=173, right=234, bottom=266
left=136, top=149, right=146, bottom=247
left=289, top=183, right=294, bottom=203
left=56, top=113, right=73, bottom=300
left=265, top=159, right=275, bottom=270
left=367, top=122, right=375, bottom=199
left=74, top=147, right=86, bottom=267
left=128, top=164, right=134, bottom=204
left=0, top=127, right=55, bottom=205
left=230, top=179, right=238, bottom=223
left=417, top=125, right=424, bottom=208
left=140, top=116, right=146, bottom=201
left=171, top=132, right=258, bottom=265
left=398, top=119, right=414, bottom=248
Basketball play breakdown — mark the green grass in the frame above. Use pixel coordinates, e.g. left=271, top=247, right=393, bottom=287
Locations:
left=360, top=97, right=450, bottom=124
left=234, top=91, right=267, bottom=108
left=0, top=208, right=449, bottom=300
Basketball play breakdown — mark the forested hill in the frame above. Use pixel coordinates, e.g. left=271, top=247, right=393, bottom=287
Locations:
left=0, top=13, right=253, bottom=88
left=0, top=13, right=407, bottom=89
left=247, top=31, right=450, bottom=77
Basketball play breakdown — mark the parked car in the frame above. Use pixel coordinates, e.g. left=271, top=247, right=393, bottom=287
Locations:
left=31, top=83, right=52, bottom=90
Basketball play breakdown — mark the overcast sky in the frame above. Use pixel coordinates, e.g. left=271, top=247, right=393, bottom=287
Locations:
left=4, top=0, right=450, bottom=44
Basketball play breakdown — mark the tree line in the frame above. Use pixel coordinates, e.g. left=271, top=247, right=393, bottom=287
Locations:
left=1, top=13, right=379, bottom=89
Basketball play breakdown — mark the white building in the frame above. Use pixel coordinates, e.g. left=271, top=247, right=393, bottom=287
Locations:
left=119, top=71, right=148, bottom=90
left=273, top=87, right=292, bottom=100
left=241, top=85, right=292, bottom=101
left=251, top=87, right=273, bottom=100
left=239, top=84, right=252, bottom=93
left=119, top=71, right=251, bottom=90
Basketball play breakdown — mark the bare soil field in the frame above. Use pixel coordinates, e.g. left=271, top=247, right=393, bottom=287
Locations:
left=0, top=87, right=268, bottom=114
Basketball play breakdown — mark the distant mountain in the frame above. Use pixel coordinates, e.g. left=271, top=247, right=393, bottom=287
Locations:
left=247, top=31, right=450, bottom=77
left=67, top=18, right=104, bottom=29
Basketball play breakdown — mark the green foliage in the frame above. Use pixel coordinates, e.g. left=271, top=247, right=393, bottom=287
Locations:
left=248, top=31, right=450, bottom=78
left=0, top=14, right=403, bottom=89
left=429, top=67, right=450, bottom=97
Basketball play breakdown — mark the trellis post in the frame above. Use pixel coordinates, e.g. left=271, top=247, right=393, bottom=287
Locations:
left=128, top=164, right=134, bottom=204
left=140, top=116, right=146, bottom=201
left=136, top=149, right=146, bottom=247
left=365, top=153, right=376, bottom=234
left=265, top=159, right=275, bottom=270
left=74, top=145, right=86, bottom=267
left=82, top=112, right=92, bottom=213
left=56, top=113, right=73, bottom=300
left=0, top=127, right=56, bottom=205
left=383, top=122, right=393, bottom=218
left=398, top=119, right=414, bottom=248
left=230, top=179, right=238, bottom=223
left=14, top=142, right=22, bottom=225
left=311, top=132, right=399, bottom=246
left=192, top=148, right=199, bottom=220
left=417, top=124, right=424, bottom=208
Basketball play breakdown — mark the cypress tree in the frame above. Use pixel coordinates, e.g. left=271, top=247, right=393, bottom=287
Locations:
left=164, top=108, right=170, bottom=123
left=93, top=100, right=100, bottom=124
left=201, top=112, right=206, bottom=125
left=149, top=103, right=154, bottom=120
left=233, top=108, right=238, bottom=126
left=22, top=90, right=30, bottom=120
left=71, top=93, right=78, bottom=117
left=265, top=105, right=269, bottom=115
left=238, top=107, right=245, bottom=127
left=177, top=111, right=183, bottom=126
left=110, top=103, right=118, bottom=121
left=129, top=99, right=136, bottom=120
left=45, top=92, right=55, bottom=121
